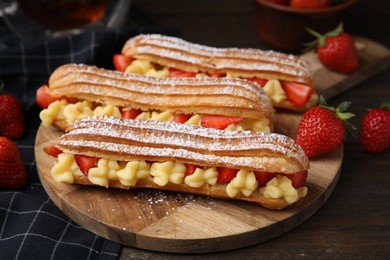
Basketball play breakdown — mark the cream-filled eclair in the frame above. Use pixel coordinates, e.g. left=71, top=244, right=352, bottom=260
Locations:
left=44, top=116, right=310, bottom=210
left=115, top=34, right=318, bottom=111
left=38, top=63, right=274, bottom=132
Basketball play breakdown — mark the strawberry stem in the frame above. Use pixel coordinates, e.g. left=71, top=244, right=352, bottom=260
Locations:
left=0, top=80, right=3, bottom=91
left=306, top=27, right=326, bottom=47
left=305, top=23, right=344, bottom=48
left=319, top=95, right=355, bottom=121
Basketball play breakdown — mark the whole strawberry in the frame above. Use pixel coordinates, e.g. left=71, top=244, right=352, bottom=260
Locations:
left=290, top=0, right=330, bottom=9
left=361, top=103, right=390, bottom=153
left=0, top=83, right=24, bottom=139
left=306, top=23, right=359, bottom=74
left=295, top=97, right=355, bottom=158
left=0, top=137, right=27, bottom=189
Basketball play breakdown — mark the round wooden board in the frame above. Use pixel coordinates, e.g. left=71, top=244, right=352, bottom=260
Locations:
left=34, top=112, right=343, bottom=253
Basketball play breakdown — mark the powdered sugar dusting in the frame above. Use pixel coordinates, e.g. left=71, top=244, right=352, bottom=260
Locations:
left=49, top=64, right=273, bottom=116
left=59, top=116, right=309, bottom=172
left=123, top=34, right=312, bottom=80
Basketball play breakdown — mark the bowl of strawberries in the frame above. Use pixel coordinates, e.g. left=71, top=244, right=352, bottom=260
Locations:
left=254, top=0, right=356, bottom=52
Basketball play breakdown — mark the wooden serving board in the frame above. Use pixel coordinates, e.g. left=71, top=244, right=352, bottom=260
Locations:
left=34, top=37, right=388, bottom=253
left=34, top=112, right=343, bottom=253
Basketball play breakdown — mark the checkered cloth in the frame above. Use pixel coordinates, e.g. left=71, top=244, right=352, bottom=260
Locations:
left=0, top=26, right=165, bottom=259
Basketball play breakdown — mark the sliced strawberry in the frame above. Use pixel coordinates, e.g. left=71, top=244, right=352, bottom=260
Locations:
left=247, top=77, right=268, bottom=87
left=207, top=72, right=226, bottom=77
left=169, top=68, right=196, bottom=78
left=173, top=113, right=191, bottom=123
left=201, top=115, right=243, bottom=130
left=285, top=170, right=308, bottom=189
left=36, top=84, right=76, bottom=109
left=121, top=108, right=142, bottom=119
left=44, top=145, right=63, bottom=158
left=36, top=84, right=61, bottom=109
left=217, top=168, right=239, bottom=183
left=113, top=54, right=134, bottom=72
left=254, top=171, right=276, bottom=186
left=74, top=155, right=99, bottom=176
left=281, top=81, right=314, bottom=107
left=184, top=164, right=198, bottom=176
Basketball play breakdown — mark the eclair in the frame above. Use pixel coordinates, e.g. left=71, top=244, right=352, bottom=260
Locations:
left=38, top=63, right=274, bottom=132
left=45, top=116, right=310, bottom=210
left=116, top=34, right=318, bottom=111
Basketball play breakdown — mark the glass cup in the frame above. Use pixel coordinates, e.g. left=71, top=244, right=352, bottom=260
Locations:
left=0, top=0, right=131, bottom=43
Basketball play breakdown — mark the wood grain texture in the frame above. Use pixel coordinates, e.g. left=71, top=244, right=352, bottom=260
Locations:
left=34, top=112, right=342, bottom=253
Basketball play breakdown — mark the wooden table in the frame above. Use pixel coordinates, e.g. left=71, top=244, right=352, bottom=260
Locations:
left=118, top=1, right=390, bottom=259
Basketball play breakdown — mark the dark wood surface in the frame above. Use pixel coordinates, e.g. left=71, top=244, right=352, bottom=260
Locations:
left=118, top=0, right=390, bottom=259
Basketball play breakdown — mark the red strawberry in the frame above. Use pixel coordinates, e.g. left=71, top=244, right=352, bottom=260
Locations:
left=247, top=77, right=268, bottom=87
left=113, top=54, right=134, bottom=72
left=281, top=81, right=314, bottom=107
left=173, top=113, right=191, bottom=124
left=169, top=68, right=196, bottom=78
left=254, top=171, right=276, bottom=186
left=306, top=23, right=359, bottom=74
left=184, top=164, right=198, bottom=176
left=285, top=170, right=308, bottom=189
left=0, top=86, right=24, bottom=139
left=74, top=155, right=99, bottom=176
left=35, top=84, right=77, bottom=109
left=44, top=145, right=63, bottom=158
left=295, top=96, right=355, bottom=158
left=207, top=72, right=226, bottom=78
left=290, top=0, right=330, bottom=9
left=217, top=168, right=239, bottom=183
left=0, top=137, right=27, bottom=189
left=121, top=108, right=142, bottom=119
left=201, top=115, right=243, bottom=130
left=361, top=103, right=390, bottom=153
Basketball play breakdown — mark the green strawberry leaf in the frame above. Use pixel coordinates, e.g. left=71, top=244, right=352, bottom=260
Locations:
left=305, top=23, right=344, bottom=48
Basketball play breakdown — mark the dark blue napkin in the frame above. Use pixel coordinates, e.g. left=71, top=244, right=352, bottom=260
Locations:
left=0, top=26, right=165, bottom=260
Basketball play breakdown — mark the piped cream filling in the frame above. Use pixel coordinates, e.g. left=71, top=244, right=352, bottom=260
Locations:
left=125, top=58, right=288, bottom=104
left=51, top=154, right=306, bottom=204
left=40, top=100, right=271, bottom=132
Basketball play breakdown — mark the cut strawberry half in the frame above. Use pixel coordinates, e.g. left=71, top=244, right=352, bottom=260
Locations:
left=74, top=155, right=99, bottom=176
left=169, top=68, right=196, bottom=78
left=121, top=108, right=142, bottom=119
left=36, top=84, right=76, bottom=108
left=207, top=72, right=226, bottom=77
left=113, top=54, right=134, bottom=72
left=281, top=81, right=314, bottom=107
left=184, top=164, right=198, bottom=176
left=201, top=115, right=243, bottom=130
left=247, top=77, right=268, bottom=87
left=285, top=170, right=308, bottom=189
left=217, top=168, right=239, bottom=183
left=254, top=171, right=276, bottom=186
left=36, top=84, right=61, bottom=109
left=43, top=145, right=63, bottom=158
left=173, top=113, right=191, bottom=123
